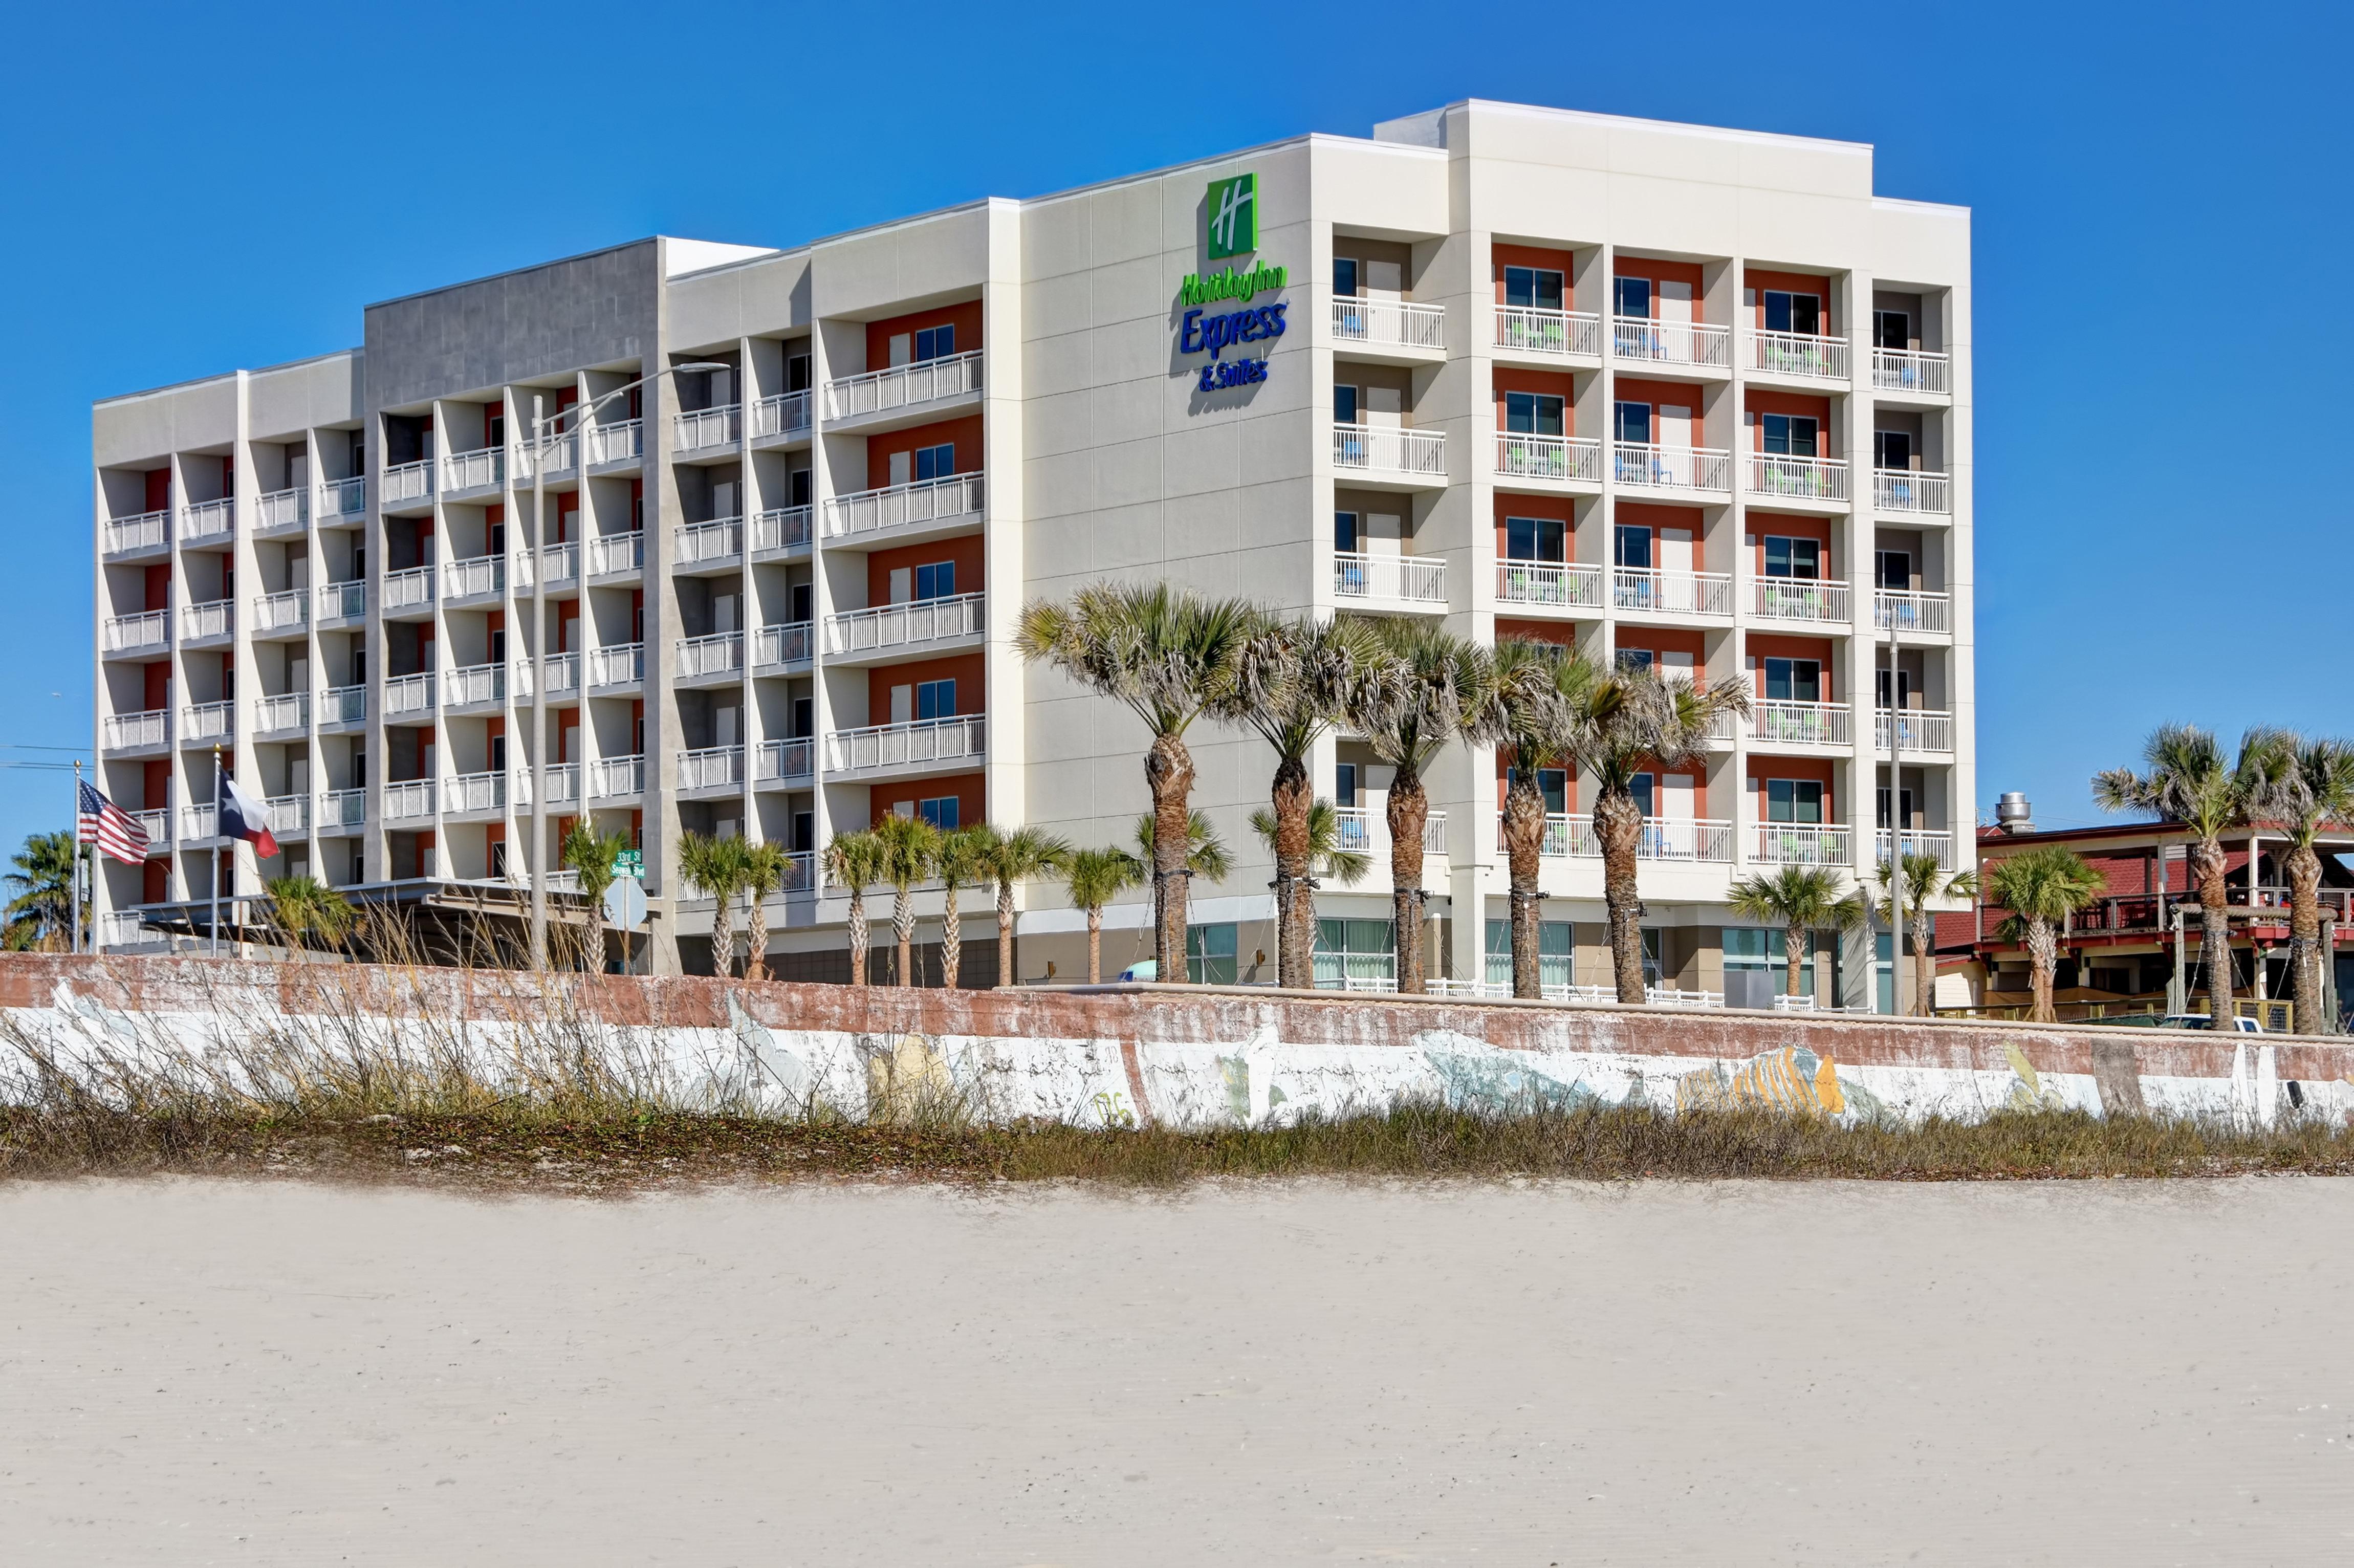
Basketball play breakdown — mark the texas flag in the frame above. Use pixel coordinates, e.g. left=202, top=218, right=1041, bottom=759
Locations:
left=219, top=774, right=281, bottom=859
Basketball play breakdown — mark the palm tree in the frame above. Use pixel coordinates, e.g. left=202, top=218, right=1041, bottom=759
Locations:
left=823, top=829, right=886, bottom=987
left=870, top=813, right=943, bottom=987
left=262, top=874, right=355, bottom=951
left=1982, top=846, right=2106, bottom=1022
left=1487, top=637, right=1598, bottom=999
left=1062, top=847, right=1142, bottom=984
left=932, top=826, right=991, bottom=989
left=562, top=821, right=633, bottom=972
left=970, top=825, right=1072, bottom=988
left=678, top=831, right=750, bottom=977
left=1728, top=865, right=1863, bottom=1001
left=4, top=831, right=77, bottom=952
left=1868, top=854, right=1981, bottom=1016
left=1250, top=797, right=1372, bottom=984
left=1218, top=615, right=1392, bottom=989
left=1016, top=582, right=1262, bottom=981
left=1127, top=810, right=1231, bottom=884
left=1567, top=667, right=1751, bottom=1002
left=737, top=841, right=794, bottom=982
left=2263, top=735, right=2354, bottom=1034
left=2095, top=726, right=2288, bottom=1026
left=1343, top=619, right=1496, bottom=993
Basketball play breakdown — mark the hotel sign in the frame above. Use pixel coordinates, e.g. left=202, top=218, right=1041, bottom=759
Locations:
left=1182, top=173, right=1284, bottom=393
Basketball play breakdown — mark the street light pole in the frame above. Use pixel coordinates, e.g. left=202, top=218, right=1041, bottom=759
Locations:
left=1884, top=608, right=1906, bottom=1015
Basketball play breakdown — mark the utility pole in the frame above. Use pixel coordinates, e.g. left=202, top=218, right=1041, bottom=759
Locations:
left=1884, top=609, right=1906, bottom=1014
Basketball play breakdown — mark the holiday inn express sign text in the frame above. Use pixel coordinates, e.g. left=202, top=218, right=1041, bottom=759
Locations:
left=1180, top=172, right=1285, bottom=394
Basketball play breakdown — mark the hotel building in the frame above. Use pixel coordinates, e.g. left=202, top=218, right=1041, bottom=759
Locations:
left=89, top=98, right=1974, bottom=1003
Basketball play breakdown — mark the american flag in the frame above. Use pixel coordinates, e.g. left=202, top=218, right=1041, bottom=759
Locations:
left=77, top=779, right=149, bottom=865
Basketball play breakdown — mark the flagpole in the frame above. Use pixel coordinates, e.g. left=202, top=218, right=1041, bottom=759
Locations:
left=211, top=746, right=222, bottom=959
left=71, top=760, right=83, bottom=956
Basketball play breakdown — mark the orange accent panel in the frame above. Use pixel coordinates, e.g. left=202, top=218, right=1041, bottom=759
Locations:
left=865, top=535, right=985, bottom=609
left=1612, top=255, right=1706, bottom=317
left=867, top=652, right=985, bottom=726
left=867, top=415, right=984, bottom=489
left=1494, top=618, right=1580, bottom=647
left=1491, top=244, right=1577, bottom=301
left=1615, top=627, right=1707, bottom=662
left=870, top=771, right=987, bottom=830
left=1613, top=378, right=1698, bottom=412
left=865, top=301, right=984, bottom=376
left=1746, top=269, right=1835, bottom=332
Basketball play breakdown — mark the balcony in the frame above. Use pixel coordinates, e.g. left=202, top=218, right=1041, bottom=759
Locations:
left=1492, top=306, right=1601, bottom=359
left=447, top=662, right=506, bottom=709
left=1875, top=709, right=1956, bottom=754
left=753, top=390, right=812, bottom=441
left=255, top=691, right=309, bottom=734
left=588, top=643, right=643, bottom=689
left=103, top=509, right=170, bottom=557
left=1333, top=552, right=1446, bottom=607
left=1612, top=568, right=1732, bottom=617
left=1748, top=453, right=1849, bottom=505
left=1749, top=331, right=1849, bottom=382
left=317, top=579, right=366, bottom=622
left=539, top=653, right=579, bottom=696
left=676, top=631, right=743, bottom=682
left=182, top=598, right=232, bottom=644
left=756, top=737, right=814, bottom=785
left=1873, top=590, right=1951, bottom=635
left=266, top=793, right=310, bottom=834
left=132, top=808, right=169, bottom=849
left=1752, top=578, right=1851, bottom=624
left=320, top=684, right=366, bottom=726
left=1874, top=827, right=1957, bottom=868
left=752, top=506, right=812, bottom=555
left=588, top=418, right=642, bottom=467
left=382, top=565, right=435, bottom=613
left=591, top=755, right=645, bottom=799
left=1496, top=560, right=1605, bottom=612
left=318, top=788, right=366, bottom=832
left=382, top=459, right=433, bottom=506
left=181, top=803, right=220, bottom=841
left=1331, top=425, right=1446, bottom=483
left=1612, top=442, right=1730, bottom=494
left=1506, top=813, right=1735, bottom=862
left=256, top=486, right=309, bottom=532
left=824, top=715, right=986, bottom=779
left=537, top=542, right=579, bottom=585
left=1871, top=470, right=1951, bottom=515
left=1752, top=700, right=1850, bottom=747
left=182, top=496, right=236, bottom=544
left=674, top=403, right=741, bottom=454
left=674, top=517, right=743, bottom=568
left=384, top=671, right=436, bottom=717
left=442, top=448, right=505, bottom=494
left=586, top=531, right=644, bottom=577
left=1329, top=297, right=1445, bottom=353
left=824, top=352, right=983, bottom=422
left=104, top=709, right=168, bottom=751
left=181, top=699, right=232, bottom=744
left=1872, top=349, right=1950, bottom=397
left=1495, top=433, right=1601, bottom=485
left=103, top=611, right=169, bottom=655
left=444, top=771, right=507, bottom=816
left=97, top=909, right=155, bottom=948
left=779, top=851, right=818, bottom=894
left=319, top=475, right=367, bottom=519
left=677, top=745, right=745, bottom=794
left=823, top=473, right=985, bottom=545
left=1611, top=316, right=1730, bottom=371
left=516, top=432, right=576, bottom=480
left=754, top=621, right=814, bottom=670
left=537, top=764, right=581, bottom=807
left=824, top=594, right=986, bottom=659
left=1335, top=807, right=1448, bottom=856
left=252, top=589, right=308, bottom=634
left=1752, top=823, right=1852, bottom=866
left=446, top=555, right=505, bottom=601
left=385, top=779, right=437, bottom=821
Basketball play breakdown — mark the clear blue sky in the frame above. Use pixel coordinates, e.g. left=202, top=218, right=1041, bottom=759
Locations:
left=3, top=0, right=2345, bottom=849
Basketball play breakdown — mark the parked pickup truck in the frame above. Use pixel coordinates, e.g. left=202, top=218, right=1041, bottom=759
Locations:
left=2101, top=1012, right=2263, bottom=1033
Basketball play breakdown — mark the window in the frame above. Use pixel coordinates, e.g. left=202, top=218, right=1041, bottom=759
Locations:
left=1505, top=391, right=1565, bottom=437
left=1876, top=667, right=1914, bottom=709
left=1876, top=786, right=1919, bottom=829
left=913, top=561, right=955, bottom=600
left=490, top=733, right=507, bottom=771
left=914, top=324, right=955, bottom=362
left=1334, top=510, right=1360, bottom=553
left=1614, top=524, right=1653, bottom=569
left=789, top=468, right=813, bottom=508
left=1504, top=515, right=1565, bottom=563
left=1613, top=275, right=1651, bottom=317
left=1503, top=766, right=1568, bottom=814
left=1761, top=414, right=1819, bottom=458
left=1763, top=291, right=1822, bottom=336
left=793, top=811, right=815, bottom=853
left=1334, top=384, right=1360, bottom=425
left=919, top=795, right=960, bottom=830
left=1725, top=925, right=1815, bottom=996
left=1187, top=921, right=1239, bottom=984
left=913, top=443, right=956, bottom=483
left=791, top=582, right=814, bottom=623
left=1873, top=310, right=1911, bottom=350
left=1641, top=927, right=1665, bottom=988
left=1762, top=536, right=1821, bottom=579
left=787, top=353, right=812, bottom=394
left=1617, top=647, right=1654, bottom=673
left=489, top=625, right=507, bottom=662
left=1313, top=917, right=1393, bottom=989
left=1613, top=400, right=1651, bottom=443
left=1875, top=550, right=1912, bottom=590
left=1335, top=762, right=1359, bottom=807
left=1763, top=658, right=1822, bottom=703
left=1873, top=430, right=1913, bottom=470
left=1503, top=266, right=1564, bottom=312
left=916, top=679, right=956, bottom=721
left=792, top=696, right=814, bottom=738
left=1630, top=772, right=1655, bottom=818
left=1485, top=919, right=1573, bottom=989
left=489, top=837, right=508, bottom=879
left=1333, top=257, right=1359, bottom=298
left=1766, top=778, right=1825, bottom=824
left=487, top=411, right=506, bottom=449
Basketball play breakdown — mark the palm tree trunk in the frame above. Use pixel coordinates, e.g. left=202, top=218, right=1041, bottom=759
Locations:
left=894, top=887, right=916, bottom=987
left=1087, top=907, right=1103, bottom=984
left=1502, top=774, right=1547, bottom=999
left=997, top=882, right=1016, bottom=989
left=745, top=892, right=770, bottom=983
left=2027, top=917, right=2058, bottom=1023
left=941, top=887, right=963, bottom=989
left=1912, top=905, right=1937, bottom=1017
left=1386, top=766, right=1429, bottom=993
left=1146, top=731, right=1196, bottom=981
left=1594, top=783, right=1646, bottom=1004
left=1271, top=755, right=1314, bottom=990
left=710, top=893, right=735, bottom=979
left=2286, top=844, right=2328, bottom=1033
left=847, top=890, right=869, bottom=988
left=2193, top=835, right=2234, bottom=1026
left=1783, top=922, right=1807, bottom=997
left=585, top=906, right=605, bottom=974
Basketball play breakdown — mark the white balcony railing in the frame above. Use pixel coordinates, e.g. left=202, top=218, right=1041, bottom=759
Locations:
left=1750, top=331, right=1849, bottom=381
left=1874, top=590, right=1951, bottom=634
left=537, top=764, right=581, bottom=806
left=321, top=684, right=366, bottom=726
left=1871, top=470, right=1951, bottom=514
left=182, top=700, right=233, bottom=742
left=447, top=662, right=506, bottom=707
left=266, top=793, right=310, bottom=834
left=1752, top=700, right=1850, bottom=747
left=184, top=599, right=233, bottom=641
left=1505, top=814, right=1734, bottom=862
left=674, top=517, right=742, bottom=565
left=182, top=496, right=236, bottom=541
left=103, top=611, right=169, bottom=654
left=104, top=709, right=168, bottom=750
left=756, top=737, right=814, bottom=783
left=677, top=745, right=745, bottom=792
left=446, top=555, right=504, bottom=599
left=318, top=788, right=367, bottom=830
left=754, top=389, right=812, bottom=440
left=252, top=588, right=308, bottom=632
left=539, top=652, right=579, bottom=695
left=1333, top=552, right=1446, bottom=604
left=517, top=432, right=576, bottom=478
left=1330, top=297, right=1445, bottom=351
left=588, top=418, right=642, bottom=466
left=104, top=509, right=170, bottom=555
left=823, top=473, right=985, bottom=541
left=382, top=459, right=433, bottom=505
left=256, top=486, right=308, bottom=530
left=1612, top=568, right=1732, bottom=616
left=1332, top=425, right=1446, bottom=478
left=588, top=643, right=644, bottom=688
left=317, top=579, right=366, bottom=621
left=1334, top=807, right=1448, bottom=856
left=384, top=671, right=435, bottom=716
left=824, top=715, right=986, bottom=777
left=1493, top=306, right=1601, bottom=358
left=591, top=755, right=646, bottom=799
left=255, top=691, right=309, bottom=733
left=1748, top=453, right=1849, bottom=504
left=825, top=351, right=983, bottom=420
left=780, top=852, right=818, bottom=894
left=674, top=404, right=741, bottom=452
left=1496, top=560, right=1605, bottom=611
left=444, top=771, right=506, bottom=814
left=1611, top=316, right=1731, bottom=368
left=1873, top=828, right=1957, bottom=869
left=182, top=804, right=218, bottom=841
left=319, top=475, right=366, bottom=517
left=752, top=506, right=813, bottom=553
left=1753, top=578, right=1852, bottom=623
left=1876, top=709, right=1956, bottom=754
left=755, top=621, right=814, bottom=668
left=132, top=808, right=169, bottom=847
left=586, top=531, right=644, bottom=577
left=1612, top=442, right=1731, bottom=493
left=1752, top=823, right=1854, bottom=866
left=825, top=594, right=984, bottom=657
left=443, top=448, right=505, bottom=492
left=675, top=631, right=743, bottom=679
left=1872, top=349, right=1951, bottom=396
left=383, top=565, right=434, bottom=611
left=537, top=542, right=579, bottom=584
left=384, top=780, right=437, bottom=821
left=1495, top=433, right=1602, bottom=483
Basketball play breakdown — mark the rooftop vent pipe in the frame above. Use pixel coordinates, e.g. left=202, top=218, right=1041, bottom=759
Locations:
left=1995, top=792, right=2035, bottom=834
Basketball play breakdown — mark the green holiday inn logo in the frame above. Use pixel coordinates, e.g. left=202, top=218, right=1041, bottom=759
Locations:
left=1206, top=172, right=1256, bottom=259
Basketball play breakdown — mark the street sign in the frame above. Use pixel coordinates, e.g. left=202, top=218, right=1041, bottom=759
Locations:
left=615, top=850, right=645, bottom=880
left=603, top=878, right=648, bottom=932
